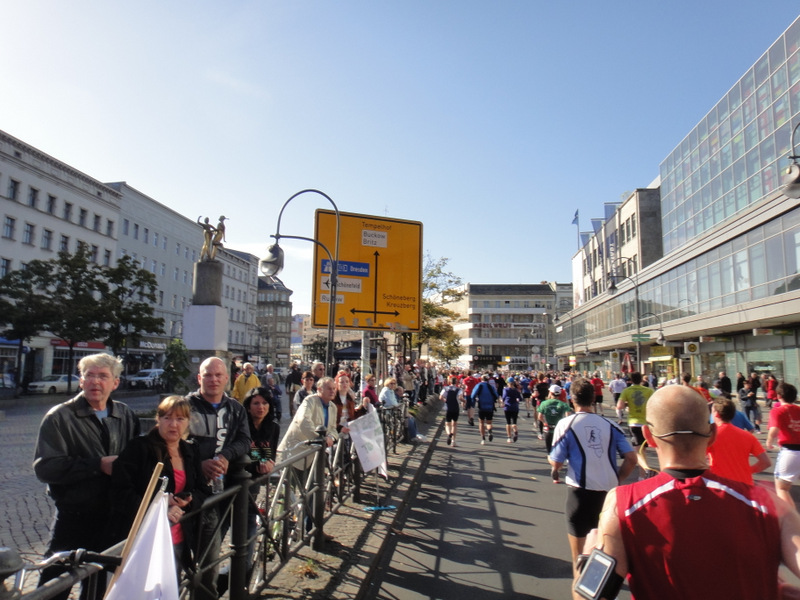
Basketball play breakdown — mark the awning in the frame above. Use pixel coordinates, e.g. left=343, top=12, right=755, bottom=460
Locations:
left=334, top=343, right=377, bottom=360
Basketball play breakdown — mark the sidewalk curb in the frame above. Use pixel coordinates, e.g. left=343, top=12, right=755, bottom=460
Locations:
left=259, top=397, right=444, bottom=599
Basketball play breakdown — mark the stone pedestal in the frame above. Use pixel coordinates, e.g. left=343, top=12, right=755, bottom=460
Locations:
left=184, top=259, right=230, bottom=384
left=183, top=304, right=228, bottom=351
left=193, top=260, right=223, bottom=306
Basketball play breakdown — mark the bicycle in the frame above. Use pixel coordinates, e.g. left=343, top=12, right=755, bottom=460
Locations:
left=1, top=547, right=121, bottom=597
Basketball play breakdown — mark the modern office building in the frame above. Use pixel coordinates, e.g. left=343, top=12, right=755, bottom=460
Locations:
left=446, top=282, right=572, bottom=371
left=558, top=15, right=800, bottom=384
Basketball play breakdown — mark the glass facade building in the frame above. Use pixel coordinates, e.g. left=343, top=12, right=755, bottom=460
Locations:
left=560, top=15, right=800, bottom=385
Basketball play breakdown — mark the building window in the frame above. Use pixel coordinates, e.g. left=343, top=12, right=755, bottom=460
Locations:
left=183, top=270, right=188, bottom=284
left=162, top=236, right=167, bottom=250
left=103, top=249, right=112, bottom=266
left=160, top=262, right=166, bottom=276
left=22, top=223, right=34, bottom=245
left=41, top=228, right=52, bottom=250
left=79, top=208, right=87, bottom=227
left=143, top=227, right=149, bottom=244
left=106, top=220, right=114, bottom=237
left=158, top=291, right=164, bottom=306
left=28, top=187, right=39, bottom=208
left=90, top=245, right=99, bottom=263
left=63, top=202, right=73, bottom=222
left=59, top=234, right=69, bottom=251
left=7, top=179, right=19, bottom=201
left=173, top=267, right=179, bottom=280
left=153, top=232, right=159, bottom=247
left=150, top=259, right=156, bottom=273
left=0, top=258, right=10, bottom=277
left=3, top=216, right=16, bottom=239
left=93, top=214, right=101, bottom=232
left=47, top=195, right=57, bottom=214
left=133, top=223, right=139, bottom=240
left=122, top=219, right=129, bottom=235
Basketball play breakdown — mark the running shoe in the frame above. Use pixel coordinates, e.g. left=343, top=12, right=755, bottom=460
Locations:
left=488, top=431, right=493, bottom=442
left=507, top=437, right=512, bottom=443
left=469, top=418, right=475, bottom=426
left=447, top=433, right=453, bottom=446
left=481, top=437, right=485, bottom=445
left=527, top=412, right=531, bottom=418
left=537, top=433, right=543, bottom=440
left=513, top=433, right=518, bottom=442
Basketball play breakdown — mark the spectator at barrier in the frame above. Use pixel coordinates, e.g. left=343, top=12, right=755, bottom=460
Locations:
left=263, top=373, right=283, bottom=421
left=740, top=379, right=762, bottom=432
left=578, top=384, right=800, bottom=600
left=293, top=371, right=315, bottom=413
left=232, top=362, right=260, bottom=403
left=333, top=371, right=359, bottom=432
left=110, top=395, right=208, bottom=572
left=277, top=376, right=338, bottom=542
left=242, top=386, right=279, bottom=573
left=284, top=364, right=303, bottom=415
left=380, top=377, right=399, bottom=408
left=33, top=353, right=140, bottom=600
left=186, top=356, right=251, bottom=600
left=361, top=374, right=380, bottom=409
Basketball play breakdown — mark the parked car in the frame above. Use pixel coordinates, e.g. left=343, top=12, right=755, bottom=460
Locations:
left=28, top=374, right=80, bottom=394
left=127, top=369, right=164, bottom=389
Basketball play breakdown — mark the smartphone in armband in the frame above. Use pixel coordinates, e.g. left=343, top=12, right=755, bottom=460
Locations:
left=573, top=548, right=623, bottom=600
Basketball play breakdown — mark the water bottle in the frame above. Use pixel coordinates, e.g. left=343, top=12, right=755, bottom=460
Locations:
left=211, top=456, right=224, bottom=494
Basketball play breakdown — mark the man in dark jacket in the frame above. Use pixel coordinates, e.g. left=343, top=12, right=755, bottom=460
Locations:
left=186, top=356, right=251, bottom=600
left=33, top=353, right=140, bottom=600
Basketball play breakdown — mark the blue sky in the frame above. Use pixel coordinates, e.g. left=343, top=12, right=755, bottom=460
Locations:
left=3, top=2, right=799, bottom=313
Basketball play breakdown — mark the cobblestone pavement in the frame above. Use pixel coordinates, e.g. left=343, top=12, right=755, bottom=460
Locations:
left=0, top=391, right=437, bottom=598
left=0, top=393, right=163, bottom=561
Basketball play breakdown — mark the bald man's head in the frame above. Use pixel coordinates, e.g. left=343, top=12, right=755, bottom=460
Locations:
left=646, top=385, right=713, bottom=453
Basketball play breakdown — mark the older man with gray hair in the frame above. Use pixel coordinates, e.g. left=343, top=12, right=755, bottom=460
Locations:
left=34, top=353, right=140, bottom=600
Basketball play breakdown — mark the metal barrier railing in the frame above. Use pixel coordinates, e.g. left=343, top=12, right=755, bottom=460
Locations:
left=8, top=427, right=362, bottom=600
left=379, top=401, right=409, bottom=455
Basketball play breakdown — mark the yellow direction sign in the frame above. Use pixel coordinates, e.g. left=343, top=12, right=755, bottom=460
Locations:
left=313, top=210, right=423, bottom=332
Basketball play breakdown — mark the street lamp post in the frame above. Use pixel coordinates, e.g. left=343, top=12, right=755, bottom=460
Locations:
left=607, top=257, right=642, bottom=372
left=259, top=189, right=340, bottom=376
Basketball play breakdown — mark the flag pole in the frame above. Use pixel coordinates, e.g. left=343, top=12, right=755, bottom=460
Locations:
left=104, top=461, right=164, bottom=598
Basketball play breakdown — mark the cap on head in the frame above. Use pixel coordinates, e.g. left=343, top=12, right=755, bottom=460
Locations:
left=550, top=384, right=562, bottom=395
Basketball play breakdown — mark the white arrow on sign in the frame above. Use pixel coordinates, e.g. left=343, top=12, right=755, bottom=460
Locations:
left=322, top=276, right=363, bottom=293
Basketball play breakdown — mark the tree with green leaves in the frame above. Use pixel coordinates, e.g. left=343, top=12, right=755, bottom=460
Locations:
left=306, top=335, right=327, bottom=363
left=161, top=338, right=191, bottom=393
left=412, top=254, right=464, bottom=364
left=101, top=255, right=164, bottom=362
left=37, top=246, right=108, bottom=393
left=0, top=261, right=54, bottom=388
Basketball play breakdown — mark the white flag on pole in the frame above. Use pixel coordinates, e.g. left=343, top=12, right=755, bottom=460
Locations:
left=106, top=491, right=179, bottom=600
left=348, top=404, right=388, bottom=477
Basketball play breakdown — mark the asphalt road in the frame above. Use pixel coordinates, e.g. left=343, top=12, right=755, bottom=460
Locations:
left=363, top=413, right=633, bottom=600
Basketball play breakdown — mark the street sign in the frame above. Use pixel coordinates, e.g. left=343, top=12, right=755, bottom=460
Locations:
left=313, top=210, right=423, bottom=332
left=631, top=334, right=651, bottom=342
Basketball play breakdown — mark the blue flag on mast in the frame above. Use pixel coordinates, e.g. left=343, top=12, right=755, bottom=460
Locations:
left=571, top=210, right=579, bottom=226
